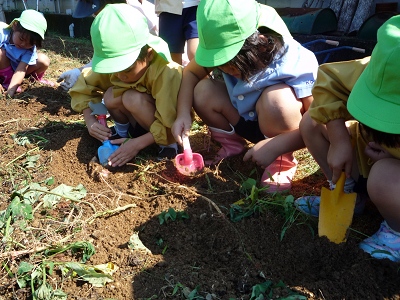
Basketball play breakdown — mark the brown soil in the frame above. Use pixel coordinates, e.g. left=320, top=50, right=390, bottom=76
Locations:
left=0, top=34, right=399, bottom=300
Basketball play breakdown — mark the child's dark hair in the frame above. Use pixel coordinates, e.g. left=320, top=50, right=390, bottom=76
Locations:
left=13, top=21, right=42, bottom=48
left=362, top=123, right=400, bottom=148
left=221, top=28, right=284, bottom=82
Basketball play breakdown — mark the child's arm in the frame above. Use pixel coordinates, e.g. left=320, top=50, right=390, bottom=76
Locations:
left=6, top=62, right=28, bottom=97
left=172, top=59, right=210, bottom=144
left=308, top=58, right=370, bottom=183
left=326, top=118, right=353, bottom=183
left=243, top=129, right=305, bottom=168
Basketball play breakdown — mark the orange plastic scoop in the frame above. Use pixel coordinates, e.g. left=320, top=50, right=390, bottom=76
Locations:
left=175, top=135, right=204, bottom=176
left=318, top=172, right=357, bottom=244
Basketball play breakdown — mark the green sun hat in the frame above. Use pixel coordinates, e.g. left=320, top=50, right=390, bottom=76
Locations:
left=195, top=0, right=260, bottom=67
left=91, top=3, right=171, bottom=73
left=347, top=15, right=400, bottom=134
left=12, top=9, right=47, bottom=39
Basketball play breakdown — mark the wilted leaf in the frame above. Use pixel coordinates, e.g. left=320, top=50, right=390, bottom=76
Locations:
left=64, top=262, right=115, bottom=287
left=128, top=232, right=151, bottom=253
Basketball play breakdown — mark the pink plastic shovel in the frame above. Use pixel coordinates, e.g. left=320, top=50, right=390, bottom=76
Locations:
left=175, top=135, right=204, bottom=176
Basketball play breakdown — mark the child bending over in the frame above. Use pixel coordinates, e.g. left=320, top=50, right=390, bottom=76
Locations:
left=295, top=15, right=400, bottom=262
left=172, top=0, right=318, bottom=192
left=0, top=9, right=51, bottom=97
left=69, top=4, right=182, bottom=166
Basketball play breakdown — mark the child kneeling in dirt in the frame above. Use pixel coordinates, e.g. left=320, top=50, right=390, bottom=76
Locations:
left=171, top=0, right=318, bottom=193
left=295, top=15, right=400, bottom=262
left=0, top=10, right=51, bottom=97
left=69, top=3, right=183, bottom=166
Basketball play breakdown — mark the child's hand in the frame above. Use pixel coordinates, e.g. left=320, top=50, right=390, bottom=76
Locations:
left=107, top=138, right=139, bottom=167
left=365, top=142, right=394, bottom=162
left=87, top=119, right=111, bottom=142
left=172, top=115, right=192, bottom=145
left=243, top=138, right=279, bottom=168
left=327, top=138, right=353, bottom=184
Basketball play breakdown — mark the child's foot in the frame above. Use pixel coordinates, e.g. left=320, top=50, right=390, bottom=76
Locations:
left=29, top=74, right=55, bottom=86
left=359, top=221, right=400, bottom=262
left=38, top=78, right=55, bottom=86
left=294, top=194, right=366, bottom=217
left=261, top=155, right=297, bottom=193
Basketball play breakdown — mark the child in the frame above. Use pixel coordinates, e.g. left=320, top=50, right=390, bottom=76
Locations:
left=171, top=0, right=318, bottom=192
left=0, top=9, right=51, bottom=97
left=69, top=3, right=183, bottom=166
left=58, top=0, right=159, bottom=91
left=295, top=15, right=400, bottom=262
left=155, top=0, right=199, bottom=65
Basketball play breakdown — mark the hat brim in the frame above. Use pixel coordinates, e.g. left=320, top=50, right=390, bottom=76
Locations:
left=348, top=70, right=400, bottom=134
left=195, top=40, right=244, bottom=67
left=92, top=50, right=140, bottom=73
left=13, top=18, right=45, bottom=39
left=73, top=1, right=98, bottom=18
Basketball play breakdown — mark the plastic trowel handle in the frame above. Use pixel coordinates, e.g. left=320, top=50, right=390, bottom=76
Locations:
left=182, top=135, right=193, bottom=165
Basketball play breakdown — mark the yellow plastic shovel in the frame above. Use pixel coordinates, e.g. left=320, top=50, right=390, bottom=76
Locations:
left=318, top=172, right=357, bottom=244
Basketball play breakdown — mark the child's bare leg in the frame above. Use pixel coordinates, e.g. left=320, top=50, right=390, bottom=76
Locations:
left=0, top=48, right=10, bottom=69
left=256, top=83, right=302, bottom=138
left=193, top=78, right=240, bottom=130
left=171, top=53, right=182, bottom=65
left=300, top=111, right=332, bottom=178
left=368, top=158, right=400, bottom=232
left=121, top=89, right=156, bottom=130
left=255, top=84, right=303, bottom=191
left=104, top=87, right=130, bottom=124
left=186, top=37, right=199, bottom=61
left=26, top=52, right=50, bottom=75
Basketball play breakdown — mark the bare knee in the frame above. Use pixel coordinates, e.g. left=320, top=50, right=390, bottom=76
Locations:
left=103, top=87, right=117, bottom=108
left=37, top=53, right=50, bottom=69
left=367, top=159, right=399, bottom=201
left=121, top=89, right=154, bottom=112
left=300, top=111, right=326, bottom=140
left=193, top=79, right=227, bottom=110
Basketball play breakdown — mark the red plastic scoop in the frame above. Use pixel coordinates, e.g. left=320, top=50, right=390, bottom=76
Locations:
left=175, top=135, right=204, bottom=176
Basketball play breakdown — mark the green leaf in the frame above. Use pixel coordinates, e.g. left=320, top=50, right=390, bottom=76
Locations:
left=71, top=241, right=96, bottom=263
left=128, top=232, right=151, bottom=253
left=250, top=281, right=273, bottom=300
left=44, top=177, right=55, bottom=185
left=64, top=262, right=114, bottom=287
left=16, top=262, right=34, bottom=288
left=10, top=198, right=33, bottom=220
left=158, top=211, right=166, bottom=225
left=34, top=281, right=53, bottom=300
left=18, top=183, right=47, bottom=205
left=51, top=289, right=68, bottom=300
left=24, top=154, right=40, bottom=169
left=43, top=184, right=87, bottom=208
left=168, top=208, right=177, bottom=220
left=240, top=178, right=257, bottom=193
left=17, top=262, right=35, bottom=275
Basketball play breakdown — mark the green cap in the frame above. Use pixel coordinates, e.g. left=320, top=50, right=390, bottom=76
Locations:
left=348, top=15, right=400, bottom=134
left=91, top=3, right=171, bottom=73
left=195, top=0, right=259, bottom=67
left=13, top=9, right=47, bottom=39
